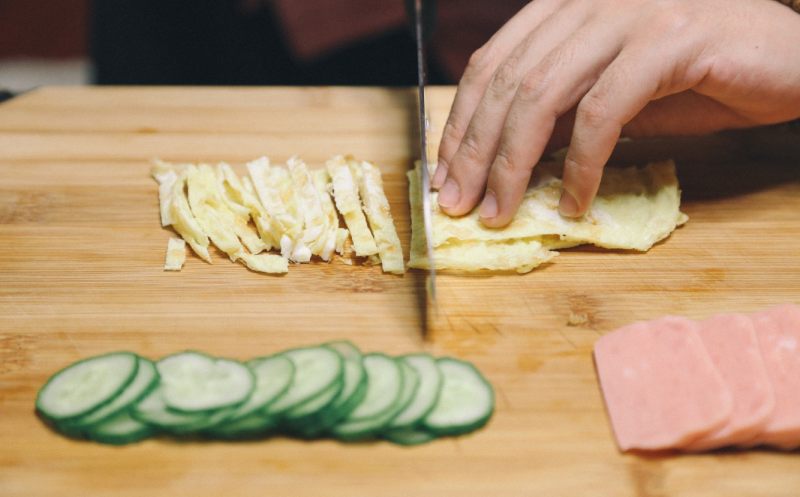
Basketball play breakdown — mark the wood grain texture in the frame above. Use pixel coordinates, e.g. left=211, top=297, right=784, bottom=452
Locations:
left=1, top=86, right=799, bottom=497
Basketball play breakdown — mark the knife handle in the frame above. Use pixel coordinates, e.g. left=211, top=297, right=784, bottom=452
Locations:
left=404, top=0, right=437, bottom=42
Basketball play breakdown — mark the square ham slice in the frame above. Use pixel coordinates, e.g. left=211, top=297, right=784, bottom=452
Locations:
left=745, top=304, right=800, bottom=449
left=684, top=313, right=775, bottom=451
left=594, top=317, right=733, bottom=451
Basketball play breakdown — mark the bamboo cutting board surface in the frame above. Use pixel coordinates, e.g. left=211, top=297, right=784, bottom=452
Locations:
left=1, top=87, right=799, bottom=497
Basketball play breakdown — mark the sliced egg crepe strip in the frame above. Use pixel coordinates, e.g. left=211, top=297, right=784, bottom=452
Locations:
left=164, top=237, right=186, bottom=271
left=271, top=165, right=311, bottom=262
left=246, top=157, right=308, bottom=262
left=326, top=155, right=378, bottom=257
left=168, top=169, right=212, bottom=263
left=217, top=162, right=276, bottom=251
left=240, top=175, right=281, bottom=252
left=335, top=228, right=350, bottom=256
left=240, top=252, right=288, bottom=274
left=312, top=168, right=343, bottom=261
left=150, top=160, right=180, bottom=227
left=187, top=164, right=247, bottom=258
left=407, top=167, right=557, bottom=273
left=288, top=156, right=330, bottom=259
left=187, top=164, right=286, bottom=274
left=209, top=164, right=267, bottom=254
left=421, top=160, right=687, bottom=252
left=354, top=159, right=405, bottom=274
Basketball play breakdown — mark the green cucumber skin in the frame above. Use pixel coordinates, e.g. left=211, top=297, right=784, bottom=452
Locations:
left=52, top=419, right=90, bottom=440
left=35, top=351, right=140, bottom=422
left=343, top=352, right=403, bottom=422
left=166, top=407, right=237, bottom=435
left=422, top=358, right=495, bottom=437
left=206, top=414, right=277, bottom=440
left=223, top=355, right=295, bottom=423
left=89, top=427, right=154, bottom=446
left=281, top=384, right=343, bottom=437
left=424, top=416, right=493, bottom=437
left=387, top=353, right=443, bottom=430
left=307, top=373, right=369, bottom=437
left=292, top=341, right=369, bottom=438
left=248, top=356, right=296, bottom=414
left=88, top=415, right=156, bottom=446
left=322, top=342, right=367, bottom=417
left=131, top=408, right=202, bottom=432
left=332, top=358, right=420, bottom=442
left=383, top=428, right=437, bottom=446
left=263, top=346, right=344, bottom=417
left=63, top=359, right=160, bottom=430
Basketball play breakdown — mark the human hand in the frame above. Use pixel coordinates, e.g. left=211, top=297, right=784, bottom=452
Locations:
left=433, top=0, right=800, bottom=226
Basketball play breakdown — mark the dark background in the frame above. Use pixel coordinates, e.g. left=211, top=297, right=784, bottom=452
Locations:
left=0, top=0, right=450, bottom=86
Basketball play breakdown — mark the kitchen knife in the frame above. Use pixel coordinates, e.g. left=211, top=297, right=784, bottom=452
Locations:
left=413, top=0, right=438, bottom=311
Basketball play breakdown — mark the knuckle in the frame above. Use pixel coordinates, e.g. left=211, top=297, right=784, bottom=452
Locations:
left=464, top=44, right=495, bottom=82
left=441, top=119, right=462, bottom=144
left=577, top=93, right=610, bottom=129
left=458, top=134, right=484, bottom=165
left=493, top=148, right=524, bottom=178
left=650, top=2, right=691, bottom=34
left=489, top=60, right=519, bottom=96
left=564, top=155, right=594, bottom=179
left=516, top=67, right=550, bottom=103
left=438, top=120, right=462, bottom=160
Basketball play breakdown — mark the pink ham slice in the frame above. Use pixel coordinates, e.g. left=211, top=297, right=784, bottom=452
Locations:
left=745, top=304, right=800, bottom=449
left=594, top=317, right=733, bottom=451
left=684, top=313, right=775, bottom=451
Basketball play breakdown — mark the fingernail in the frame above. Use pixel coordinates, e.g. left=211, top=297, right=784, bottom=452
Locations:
left=558, top=190, right=580, bottom=217
left=438, top=178, right=460, bottom=209
left=431, top=161, right=448, bottom=189
left=479, top=190, right=498, bottom=219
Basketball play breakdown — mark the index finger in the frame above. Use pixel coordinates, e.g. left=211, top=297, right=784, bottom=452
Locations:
left=433, top=0, right=562, bottom=188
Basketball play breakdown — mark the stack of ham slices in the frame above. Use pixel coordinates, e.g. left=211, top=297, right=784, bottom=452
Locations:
left=594, top=304, right=800, bottom=452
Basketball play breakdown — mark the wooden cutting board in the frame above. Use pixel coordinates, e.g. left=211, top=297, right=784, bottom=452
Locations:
left=1, top=87, right=799, bottom=497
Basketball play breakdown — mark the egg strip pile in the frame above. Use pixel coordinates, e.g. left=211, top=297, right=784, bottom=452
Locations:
left=152, top=155, right=404, bottom=275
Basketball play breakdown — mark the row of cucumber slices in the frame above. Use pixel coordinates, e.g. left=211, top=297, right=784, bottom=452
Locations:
left=35, top=341, right=494, bottom=445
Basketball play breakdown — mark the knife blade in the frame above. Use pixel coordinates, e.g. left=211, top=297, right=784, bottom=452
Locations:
left=413, top=0, right=437, bottom=309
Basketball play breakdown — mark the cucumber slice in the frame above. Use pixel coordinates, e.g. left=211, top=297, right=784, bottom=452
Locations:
left=88, top=410, right=154, bottom=445
left=321, top=372, right=367, bottom=426
left=342, top=354, right=402, bottom=421
left=423, top=358, right=494, bottom=436
left=157, top=352, right=254, bottom=413
left=224, top=355, right=294, bottom=422
left=132, top=386, right=235, bottom=434
left=332, top=357, right=419, bottom=441
left=131, top=386, right=206, bottom=429
left=384, top=428, right=436, bottom=446
left=264, top=347, right=343, bottom=416
left=52, top=419, right=88, bottom=440
left=66, top=358, right=159, bottom=429
left=387, top=354, right=442, bottom=429
left=183, top=406, right=238, bottom=433
left=322, top=341, right=367, bottom=421
left=283, top=378, right=342, bottom=422
left=207, top=413, right=277, bottom=440
left=292, top=341, right=368, bottom=438
left=36, top=352, right=139, bottom=421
